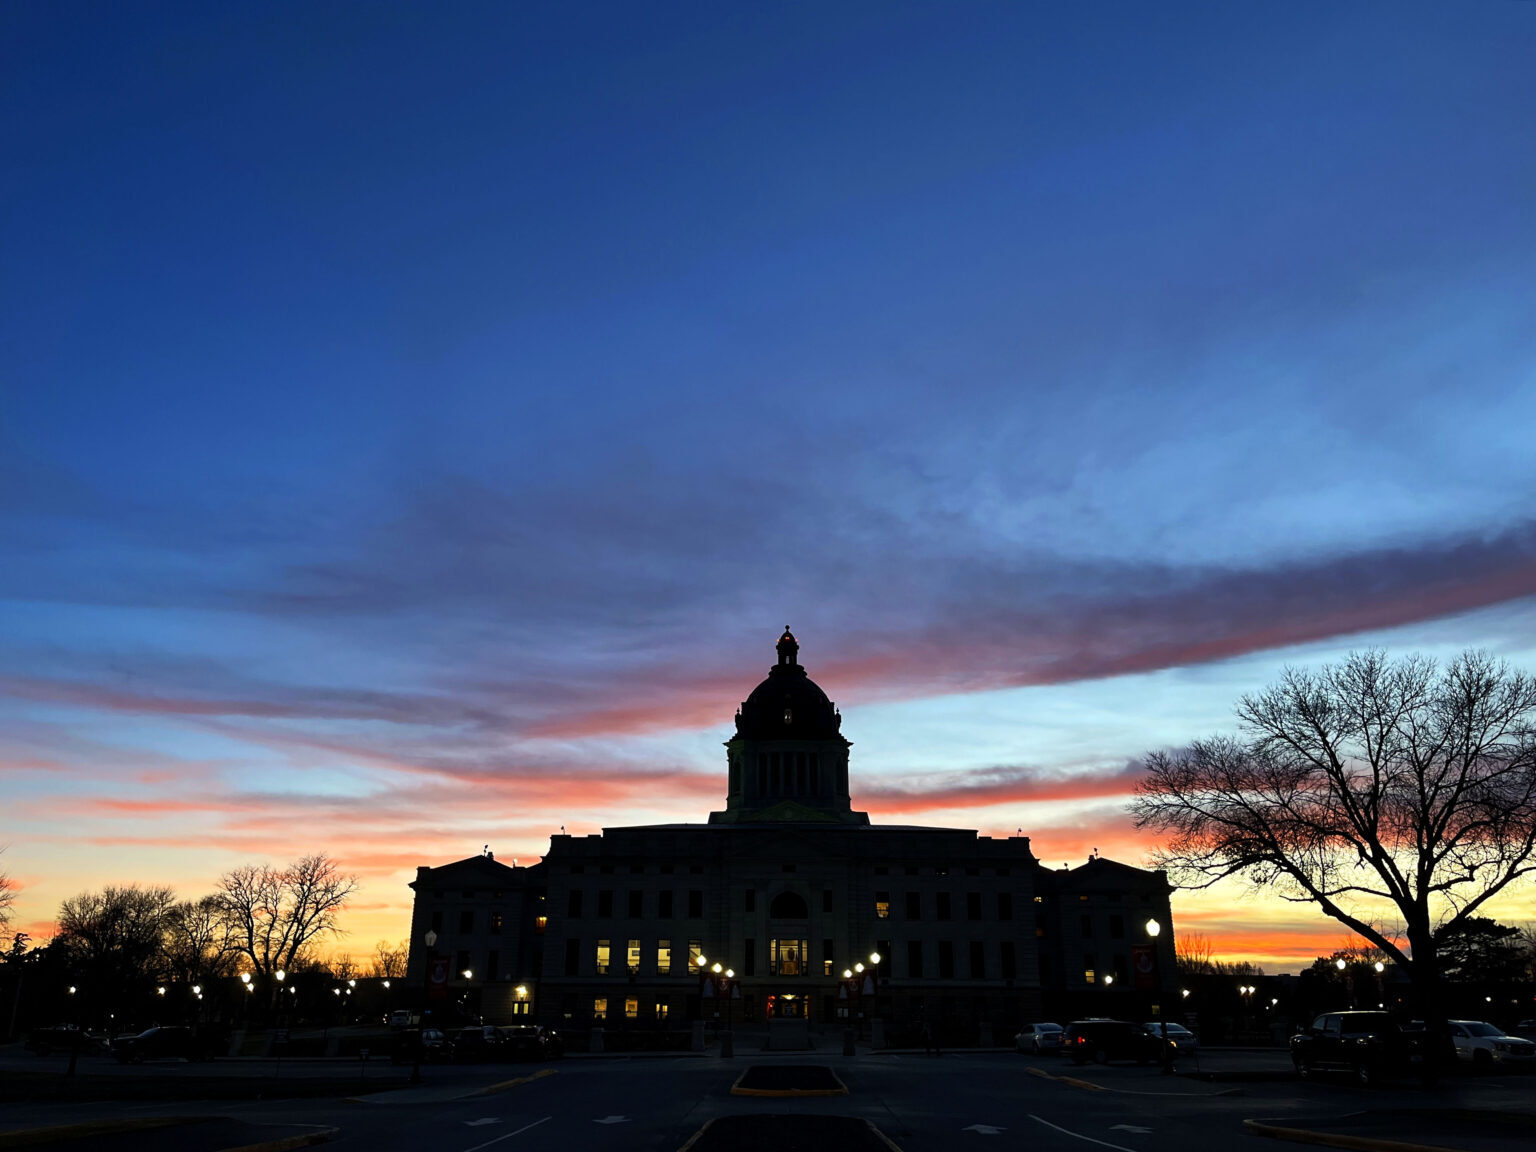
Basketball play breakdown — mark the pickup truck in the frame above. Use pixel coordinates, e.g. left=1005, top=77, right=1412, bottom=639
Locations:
left=1290, top=1011, right=1424, bottom=1086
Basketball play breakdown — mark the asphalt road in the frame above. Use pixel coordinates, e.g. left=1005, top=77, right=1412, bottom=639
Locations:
left=3, top=1049, right=1533, bottom=1152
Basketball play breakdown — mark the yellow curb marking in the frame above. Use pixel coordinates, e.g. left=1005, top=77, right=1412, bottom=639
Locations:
left=472, top=1066, right=558, bottom=1096
left=1243, top=1119, right=1466, bottom=1152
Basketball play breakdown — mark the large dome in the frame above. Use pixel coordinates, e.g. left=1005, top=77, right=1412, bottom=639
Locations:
left=734, top=627, right=843, bottom=741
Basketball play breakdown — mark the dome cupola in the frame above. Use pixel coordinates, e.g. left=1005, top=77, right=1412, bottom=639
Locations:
left=710, top=629, right=867, bottom=825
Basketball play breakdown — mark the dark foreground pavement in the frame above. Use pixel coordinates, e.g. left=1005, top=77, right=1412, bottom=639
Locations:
left=1246, top=1108, right=1536, bottom=1152
left=0, top=1117, right=334, bottom=1152
left=3, top=1046, right=1533, bottom=1152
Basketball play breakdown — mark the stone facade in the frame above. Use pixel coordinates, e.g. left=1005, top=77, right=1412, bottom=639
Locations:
left=406, top=630, right=1177, bottom=1038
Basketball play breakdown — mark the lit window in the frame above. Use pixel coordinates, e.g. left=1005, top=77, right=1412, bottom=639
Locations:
left=624, top=997, right=638, bottom=1019
left=593, top=997, right=607, bottom=1020
left=534, top=915, right=547, bottom=934
left=657, top=940, right=671, bottom=975
left=874, top=892, right=890, bottom=920
left=655, top=1002, right=669, bottom=1019
left=596, top=940, right=610, bottom=975
left=771, top=938, right=807, bottom=976
left=1084, top=968, right=1095, bottom=984
left=627, top=938, right=641, bottom=974
left=689, top=940, right=704, bottom=971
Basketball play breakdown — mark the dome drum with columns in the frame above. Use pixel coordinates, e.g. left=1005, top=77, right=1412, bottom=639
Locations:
left=711, top=628, right=868, bottom=825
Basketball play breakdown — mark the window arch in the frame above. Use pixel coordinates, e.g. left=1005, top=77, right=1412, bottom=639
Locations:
left=769, top=890, right=809, bottom=919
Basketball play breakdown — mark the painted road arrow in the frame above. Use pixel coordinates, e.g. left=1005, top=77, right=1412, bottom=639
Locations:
left=593, top=1116, right=631, bottom=1125
left=464, top=1118, right=500, bottom=1127
left=962, top=1125, right=1005, bottom=1135
left=1110, top=1125, right=1153, bottom=1133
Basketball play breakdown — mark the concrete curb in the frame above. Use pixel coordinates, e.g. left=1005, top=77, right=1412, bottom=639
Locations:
left=215, top=1128, right=338, bottom=1152
left=0, top=1116, right=221, bottom=1148
left=468, top=1067, right=558, bottom=1096
left=1242, top=1119, right=1463, bottom=1152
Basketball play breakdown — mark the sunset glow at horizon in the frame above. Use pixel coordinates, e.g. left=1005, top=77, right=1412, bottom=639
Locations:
left=6, top=3, right=1536, bottom=974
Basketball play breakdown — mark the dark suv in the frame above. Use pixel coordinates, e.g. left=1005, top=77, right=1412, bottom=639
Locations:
left=1290, top=1011, right=1423, bottom=1086
left=498, top=1025, right=563, bottom=1060
left=111, top=1026, right=213, bottom=1063
left=451, top=1025, right=509, bottom=1062
left=1064, top=1018, right=1169, bottom=1065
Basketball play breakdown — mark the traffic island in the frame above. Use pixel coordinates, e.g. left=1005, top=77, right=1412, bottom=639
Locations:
left=680, top=1115, right=897, bottom=1152
left=730, top=1064, right=849, bottom=1097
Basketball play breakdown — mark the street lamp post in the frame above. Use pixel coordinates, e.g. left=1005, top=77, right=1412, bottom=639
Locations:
left=1145, top=918, right=1173, bottom=1074
left=65, top=986, right=79, bottom=1077
left=412, top=929, right=437, bottom=1085
left=867, top=952, right=883, bottom=1048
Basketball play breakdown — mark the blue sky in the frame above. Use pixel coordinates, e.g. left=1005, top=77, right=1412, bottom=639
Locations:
left=4, top=2, right=1536, bottom=966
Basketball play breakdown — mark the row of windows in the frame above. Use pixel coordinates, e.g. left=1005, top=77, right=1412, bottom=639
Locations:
left=876, top=891, right=1015, bottom=921
left=433, top=901, right=1145, bottom=944
left=553, top=864, right=1024, bottom=878
left=429, top=909, right=547, bottom=936
left=566, top=938, right=706, bottom=977
left=1080, top=953, right=1132, bottom=984
left=559, top=937, right=1020, bottom=981
left=558, top=888, right=1024, bottom=922
left=566, top=889, right=707, bottom=919
left=591, top=997, right=670, bottom=1021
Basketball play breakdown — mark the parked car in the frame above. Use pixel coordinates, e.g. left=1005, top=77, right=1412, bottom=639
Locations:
left=26, top=1024, right=108, bottom=1056
left=391, top=1027, right=452, bottom=1064
left=1448, top=1021, right=1536, bottom=1069
left=111, top=1026, right=212, bottom=1063
left=1015, top=1022, right=1065, bottom=1055
left=1513, top=1020, right=1536, bottom=1043
left=498, top=1024, right=564, bottom=1060
left=451, top=1025, right=510, bottom=1062
left=387, top=1009, right=415, bottom=1029
left=1290, top=1011, right=1424, bottom=1086
left=1064, top=1019, right=1169, bottom=1065
left=1140, top=1021, right=1198, bottom=1053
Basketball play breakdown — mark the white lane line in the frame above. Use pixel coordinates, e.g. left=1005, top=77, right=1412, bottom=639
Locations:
left=1027, top=1114, right=1137, bottom=1152
left=461, top=1115, right=551, bottom=1152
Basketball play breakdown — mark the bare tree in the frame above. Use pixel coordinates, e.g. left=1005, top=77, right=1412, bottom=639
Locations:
left=1176, top=931, right=1216, bottom=978
left=216, top=854, right=358, bottom=980
left=0, top=848, right=15, bottom=931
left=1132, top=649, right=1536, bottom=1064
left=369, top=938, right=409, bottom=980
left=161, top=896, right=238, bottom=985
left=330, top=951, right=358, bottom=982
left=57, top=884, right=177, bottom=1010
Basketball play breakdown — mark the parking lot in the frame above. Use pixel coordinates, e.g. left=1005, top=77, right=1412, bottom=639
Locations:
left=1, top=1042, right=1532, bottom=1152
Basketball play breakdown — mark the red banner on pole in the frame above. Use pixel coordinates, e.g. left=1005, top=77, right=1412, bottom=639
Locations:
left=1131, top=944, right=1157, bottom=990
left=427, top=955, right=450, bottom=1001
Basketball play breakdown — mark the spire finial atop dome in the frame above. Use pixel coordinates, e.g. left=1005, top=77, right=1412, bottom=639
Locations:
left=776, top=625, right=799, bottom=667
